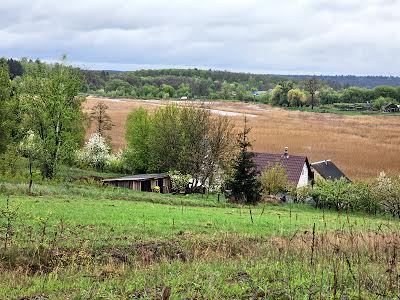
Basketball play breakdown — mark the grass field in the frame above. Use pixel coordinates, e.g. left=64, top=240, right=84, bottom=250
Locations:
left=1, top=180, right=399, bottom=299
left=84, top=96, right=400, bottom=180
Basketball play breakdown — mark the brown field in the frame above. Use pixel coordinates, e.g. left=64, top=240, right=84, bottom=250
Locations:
left=84, top=96, right=400, bottom=179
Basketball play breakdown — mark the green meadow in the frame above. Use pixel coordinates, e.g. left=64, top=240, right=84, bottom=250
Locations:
left=1, top=180, right=399, bottom=299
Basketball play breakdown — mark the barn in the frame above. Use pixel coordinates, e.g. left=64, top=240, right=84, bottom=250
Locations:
left=253, top=148, right=314, bottom=188
left=103, top=173, right=171, bottom=193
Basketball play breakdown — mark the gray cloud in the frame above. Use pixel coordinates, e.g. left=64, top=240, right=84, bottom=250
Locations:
left=1, top=0, right=399, bottom=75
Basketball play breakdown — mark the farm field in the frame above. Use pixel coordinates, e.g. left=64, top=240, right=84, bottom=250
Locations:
left=1, top=181, right=399, bottom=299
left=84, top=96, right=400, bottom=180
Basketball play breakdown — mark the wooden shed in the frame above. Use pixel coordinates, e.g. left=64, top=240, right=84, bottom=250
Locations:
left=103, top=173, right=171, bottom=193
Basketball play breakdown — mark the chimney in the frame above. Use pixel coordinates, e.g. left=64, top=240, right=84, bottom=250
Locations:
left=283, top=147, right=289, bottom=158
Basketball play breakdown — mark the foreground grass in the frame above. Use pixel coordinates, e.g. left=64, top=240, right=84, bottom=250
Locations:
left=1, top=181, right=399, bottom=299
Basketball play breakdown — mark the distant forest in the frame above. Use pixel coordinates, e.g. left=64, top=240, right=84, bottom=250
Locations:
left=3, top=58, right=400, bottom=107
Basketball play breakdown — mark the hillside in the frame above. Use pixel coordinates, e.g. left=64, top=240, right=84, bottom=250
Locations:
left=1, top=180, right=399, bottom=299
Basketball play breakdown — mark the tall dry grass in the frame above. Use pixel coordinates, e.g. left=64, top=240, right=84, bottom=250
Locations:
left=84, top=97, right=400, bottom=179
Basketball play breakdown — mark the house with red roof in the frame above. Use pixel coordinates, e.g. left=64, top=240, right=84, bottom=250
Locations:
left=253, top=147, right=314, bottom=188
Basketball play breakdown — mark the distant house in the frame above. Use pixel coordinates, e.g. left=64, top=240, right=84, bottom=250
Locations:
left=311, top=160, right=351, bottom=182
left=252, top=91, right=268, bottom=97
left=382, top=103, right=399, bottom=113
left=253, top=148, right=314, bottom=188
left=103, top=173, right=171, bottom=193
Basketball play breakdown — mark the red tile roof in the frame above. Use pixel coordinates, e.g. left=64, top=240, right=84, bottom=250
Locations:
left=253, top=152, right=311, bottom=185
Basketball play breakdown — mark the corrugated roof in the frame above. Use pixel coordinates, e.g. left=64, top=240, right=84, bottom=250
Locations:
left=253, top=152, right=309, bottom=185
left=311, top=160, right=350, bottom=182
left=102, top=173, right=169, bottom=182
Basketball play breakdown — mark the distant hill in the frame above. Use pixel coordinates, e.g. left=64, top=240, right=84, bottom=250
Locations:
left=109, top=68, right=400, bottom=89
left=285, top=74, right=400, bottom=89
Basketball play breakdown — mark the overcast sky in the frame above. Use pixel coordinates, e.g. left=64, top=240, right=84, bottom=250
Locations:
left=1, top=0, right=399, bottom=75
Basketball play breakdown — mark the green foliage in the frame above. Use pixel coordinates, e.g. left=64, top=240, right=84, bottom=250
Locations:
left=318, top=87, right=340, bottom=104
left=260, top=163, right=289, bottom=195
left=226, top=119, right=261, bottom=204
left=312, top=178, right=352, bottom=211
left=372, top=172, right=400, bottom=218
left=169, top=171, right=191, bottom=193
left=124, top=104, right=234, bottom=191
left=0, top=60, right=12, bottom=154
left=372, top=96, right=395, bottom=110
left=349, top=181, right=379, bottom=214
left=20, top=61, right=85, bottom=178
left=287, top=89, right=306, bottom=107
left=124, top=107, right=153, bottom=173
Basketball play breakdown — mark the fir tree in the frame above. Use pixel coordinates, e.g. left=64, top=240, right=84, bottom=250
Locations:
left=227, top=118, right=261, bottom=204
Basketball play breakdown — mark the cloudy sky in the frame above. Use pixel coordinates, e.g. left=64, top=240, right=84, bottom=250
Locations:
left=1, top=0, right=399, bottom=75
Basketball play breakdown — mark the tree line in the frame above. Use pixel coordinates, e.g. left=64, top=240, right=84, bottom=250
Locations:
left=2, top=58, right=400, bottom=109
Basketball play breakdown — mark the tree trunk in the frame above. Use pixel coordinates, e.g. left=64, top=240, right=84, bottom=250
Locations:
left=311, top=93, right=314, bottom=110
left=28, top=160, right=33, bottom=195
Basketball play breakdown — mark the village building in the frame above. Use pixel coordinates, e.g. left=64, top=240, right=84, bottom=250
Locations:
left=103, top=173, right=171, bottom=193
left=311, top=160, right=351, bottom=182
left=253, top=148, right=314, bottom=188
left=382, top=103, right=399, bottom=113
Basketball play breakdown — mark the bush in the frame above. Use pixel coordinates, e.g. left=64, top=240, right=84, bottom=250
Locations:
left=169, top=171, right=191, bottom=194
left=312, top=178, right=352, bottom=211
left=349, top=182, right=379, bottom=214
left=105, top=151, right=125, bottom=173
left=260, top=163, right=288, bottom=195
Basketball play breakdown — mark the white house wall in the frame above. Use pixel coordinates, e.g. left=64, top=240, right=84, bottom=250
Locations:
left=297, top=163, right=309, bottom=188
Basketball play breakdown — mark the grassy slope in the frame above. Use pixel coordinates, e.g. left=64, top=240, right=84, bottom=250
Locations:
left=5, top=194, right=398, bottom=242
left=1, top=181, right=399, bottom=299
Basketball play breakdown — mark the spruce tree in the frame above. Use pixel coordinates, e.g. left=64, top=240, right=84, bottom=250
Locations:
left=227, top=118, right=261, bottom=204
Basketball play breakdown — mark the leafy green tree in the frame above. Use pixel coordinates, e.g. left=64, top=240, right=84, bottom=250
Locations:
left=124, top=107, right=153, bottom=173
left=20, top=61, right=85, bottom=178
left=260, top=163, right=288, bottom=195
left=350, top=182, right=379, bottom=214
left=219, top=81, right=233, bottom=99
left=271, top=84, right=283, bottom=106
left=318, top=87, right=340, bottom=105
left=373, top=85, right=399, bottom=101
left=141, top=85, right=159, bottom=98
left=226, top=118, right=261, bottom=204
left=124, top=104, right=234, bottom=191
left=0, top=60, right=11, bottom=154
left=339, top=87, right=374, bottom=103
left=287, top=89, right=306, bottom=107
left=372, top=96, right=393, bottom=110
left=312, top=178, right=352, bottom=211
left=149, top=105, right=183, bottom=172
left=161, top=84, right=175, bottom=98
left=176, top=83, right=191, bottom=97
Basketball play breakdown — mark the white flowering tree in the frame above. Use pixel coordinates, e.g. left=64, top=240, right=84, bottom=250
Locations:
left=372, top=171, right=400, bottom=218
left=77, top=133, right=110, bottom=171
